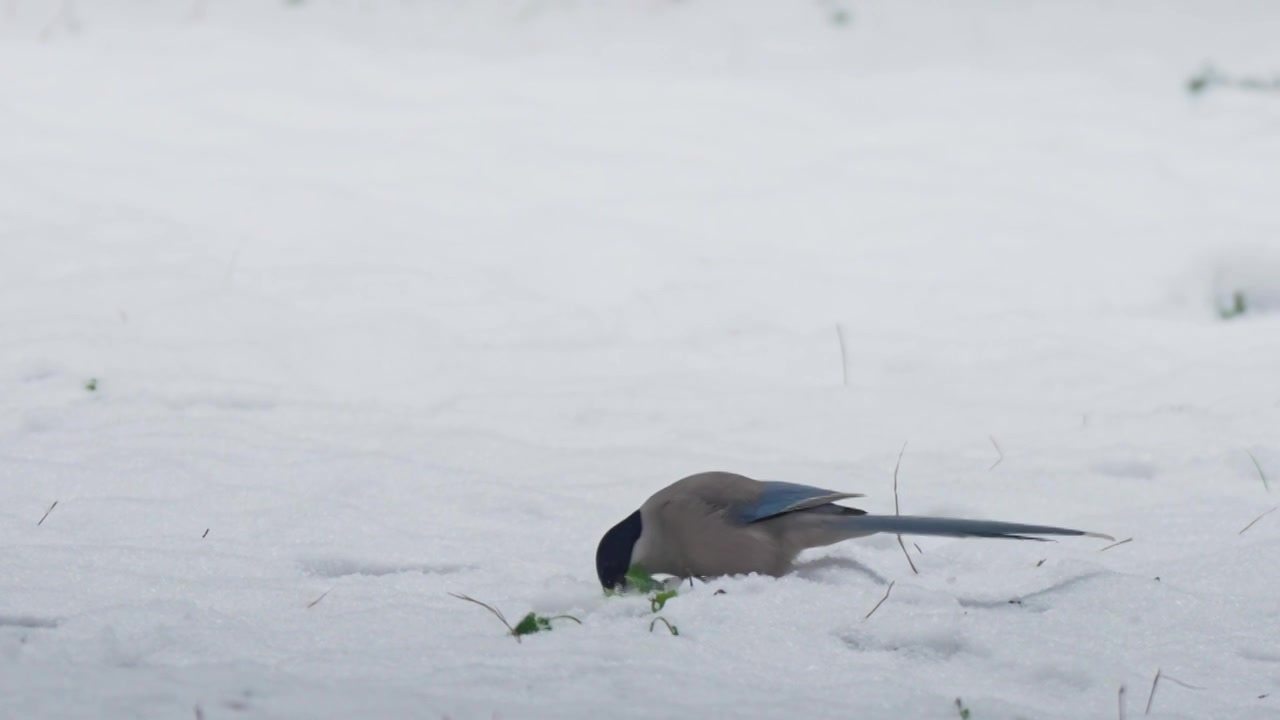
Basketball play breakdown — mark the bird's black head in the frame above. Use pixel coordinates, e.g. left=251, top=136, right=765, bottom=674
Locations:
left=595, top=510, right=643, bottom=591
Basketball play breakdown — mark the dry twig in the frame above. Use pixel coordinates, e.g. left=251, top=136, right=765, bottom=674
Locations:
left=37, top=501, right=58, bottom=526
left=1144, top=669, right=1203, bottom=715
left=1099, top=537, right=1133, bottom=552
left=988, top=435, right=1004, bottom=471
left=863, top=581, right=895, bottom=620
left=449, top=592, right=515, bottom=634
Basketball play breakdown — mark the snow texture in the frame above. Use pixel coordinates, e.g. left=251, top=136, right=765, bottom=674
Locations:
left=3, top=1, right=1280, bottom=718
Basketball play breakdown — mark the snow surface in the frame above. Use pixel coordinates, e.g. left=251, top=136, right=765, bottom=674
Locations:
left=3, top=1, right=1280, bottom=717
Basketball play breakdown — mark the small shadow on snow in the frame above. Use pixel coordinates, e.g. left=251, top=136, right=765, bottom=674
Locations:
left=19, top=365, right=60, bottom=383
left=792, top=556, right=890, bottom=585
left=1090, top=459, right=1158, bottom=480
left=842, top=624, right=976, bottom=659
left=956, top=571, right=1109, bottom=612
left=165, top=393, right=276, bottom=412
left=0, top=614, right=60, bottom=629
left=1239, top=646, right=1280, bottom=664
left=297, top=557, right=475, bottom=579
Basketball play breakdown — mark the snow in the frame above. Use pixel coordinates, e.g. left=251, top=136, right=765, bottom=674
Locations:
left=3, top=0, right=1280, bottom=717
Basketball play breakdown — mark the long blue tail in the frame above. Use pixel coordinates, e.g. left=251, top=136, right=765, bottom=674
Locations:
left=840, top=514, right=1112, bottom=541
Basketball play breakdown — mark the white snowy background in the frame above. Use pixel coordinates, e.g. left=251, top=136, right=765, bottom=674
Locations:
left=3, top=1, right=1280, bottom=717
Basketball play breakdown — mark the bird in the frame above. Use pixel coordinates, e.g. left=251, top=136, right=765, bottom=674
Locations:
left=595, top=471, right=1111, bottom=590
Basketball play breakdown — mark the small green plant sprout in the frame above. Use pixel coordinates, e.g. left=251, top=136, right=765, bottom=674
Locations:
left=650, top=589, right=677, bottom=613
left=607, top=566, right=679, bottom=595
left=513, top=612, right=571, bottom=636
left=608, top=567, right=685, bottom=630
left=1188, top=64, right=1280, bottom=96
left=1218, top=290, right=1248, bottom=320
left=649, top=617, right=679, bottom=636
left=602, top=567, right=652, bottom=597
left=818, top=0, right=851, bottom=26
left=84, top=378, right=98, bottom=392
left=1187, top=66, right=1222, bottom=94
left=622, top=567, right=682, bottom=611
left=954, top=697, right=971, bottom=719
left=623, top=566, right=663, bottom=593
left=448, top=593, right=580, bottom=643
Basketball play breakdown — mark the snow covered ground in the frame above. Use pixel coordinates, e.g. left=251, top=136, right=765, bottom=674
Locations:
left=3, top=1, right=1280, bottom=717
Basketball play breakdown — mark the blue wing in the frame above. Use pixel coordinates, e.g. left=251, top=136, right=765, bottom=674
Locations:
left=736, top=481, right=864, bottom=524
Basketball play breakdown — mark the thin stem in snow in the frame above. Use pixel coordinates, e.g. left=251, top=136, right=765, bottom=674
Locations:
left=988, top=435, right=1003, bottom=471
left=835, top=323, right=849, bottom=387
left=1239, top=506, right=1278, bottom=536
left=863, top=581, right=895, bottom=620
left=891, top=441, right=917, bottom=574
left=37, top=501, right=58, bottom=526
left=1247, top=451, right=1270, bottom=493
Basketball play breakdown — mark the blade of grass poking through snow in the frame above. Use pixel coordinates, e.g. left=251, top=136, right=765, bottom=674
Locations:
left=649, top=617, right=678, bottom=636
left=1247, top=451, right=1270, bottom=493
left=891, top=441, right=918, bottom=574
left=988, top=435, right=1003, bottom=470
left=1238, top=506, right=1278, bottom=535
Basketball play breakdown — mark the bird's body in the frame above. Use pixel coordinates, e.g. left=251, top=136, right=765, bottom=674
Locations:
left=595, top=471, right=1109, bottom=590
left=632, top=472, right=868, bottom=578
